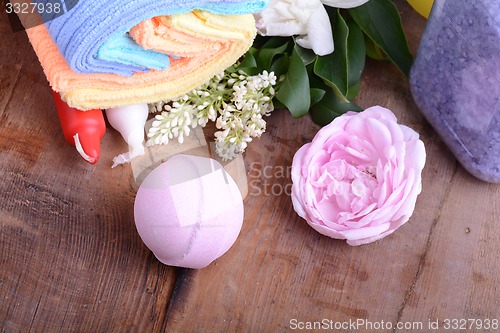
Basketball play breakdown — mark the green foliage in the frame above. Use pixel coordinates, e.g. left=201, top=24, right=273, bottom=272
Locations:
left=238, top=0, right=413, bottom=126
left=314, top=9, right=349, bottom=100
left=275, top=46, right=311, bottom=118
left=349, top=0, right=413, bottom=75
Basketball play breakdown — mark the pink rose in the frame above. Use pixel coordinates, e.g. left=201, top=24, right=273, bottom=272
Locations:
left=291, top=106, right=426, bottom=246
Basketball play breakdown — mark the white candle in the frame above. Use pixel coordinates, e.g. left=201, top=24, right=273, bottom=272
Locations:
left=105, top=104, right=149, bottom=167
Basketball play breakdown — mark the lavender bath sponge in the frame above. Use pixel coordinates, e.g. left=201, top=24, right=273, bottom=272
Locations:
left=410, top=0, right=500, bottom=183
left=134, top=154, right=244, bottom=269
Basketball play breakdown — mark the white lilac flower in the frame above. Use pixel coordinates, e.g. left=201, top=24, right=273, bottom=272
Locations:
left=149, top=101, right=165, bottom=113
left=146, top=101, right=197, bottom=145
left=147, top=67, right=277, bottom=160
left=213, top=71, right=276, bottom=160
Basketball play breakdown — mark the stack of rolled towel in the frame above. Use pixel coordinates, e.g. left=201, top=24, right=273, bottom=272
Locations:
left=24, top=0, right=268, bottom=110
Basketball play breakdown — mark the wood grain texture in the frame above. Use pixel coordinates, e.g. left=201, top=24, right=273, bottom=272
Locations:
left=1, top=1, right=500, bottom=332
left=0, top=11, right=177, bottom=333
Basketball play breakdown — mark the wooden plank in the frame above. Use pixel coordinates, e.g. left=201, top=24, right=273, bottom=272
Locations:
left=162, top=2, right=475, bottom=331
left=162, top=87, right=460, bottom=332
left=0, top=24, right=177, bottom=332
left=397, top=170, right=500, bottom=329
left=1, top=0, right=499, bottom=331
left=396, top=1, right=500, bottom=327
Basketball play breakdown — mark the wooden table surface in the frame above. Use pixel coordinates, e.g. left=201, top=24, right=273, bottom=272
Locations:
left=1, top=1, right=500, bottom=332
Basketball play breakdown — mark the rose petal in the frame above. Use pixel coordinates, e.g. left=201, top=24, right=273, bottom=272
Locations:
left=339, top=202, right=377, bottom=225
left=366, top=118, right=394, bottom=154
left=341, top=223, right=390, bottom=242
left=405, top=139, right=427, bottom=172
left=308, top=222, right=347, bottom=240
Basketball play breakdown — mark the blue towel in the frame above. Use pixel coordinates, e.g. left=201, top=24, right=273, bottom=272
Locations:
left=39, top=0, right=269, bottom=76
left=97, top=34, right=171, bottom=74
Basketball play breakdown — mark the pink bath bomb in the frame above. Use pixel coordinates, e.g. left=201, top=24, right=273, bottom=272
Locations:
left=134, top=154, right=244, bottom=269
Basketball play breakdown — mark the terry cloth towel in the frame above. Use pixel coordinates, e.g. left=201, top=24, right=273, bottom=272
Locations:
left=129, top=11, right=250, bottom=58
left=25, top=12, right=257, bottom=110
left=42, top=0, right=268, bottom=76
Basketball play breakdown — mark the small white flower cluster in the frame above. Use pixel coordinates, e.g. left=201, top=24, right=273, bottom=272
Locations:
left=146, top=68, right=277, bottom=160
left=147, top=100, right=197, bottom=145
left=215, top=70, right=276, bottom=160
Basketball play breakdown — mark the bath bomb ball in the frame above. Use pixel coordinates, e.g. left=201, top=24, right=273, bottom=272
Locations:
left=134, top=154, right=244, bottom=269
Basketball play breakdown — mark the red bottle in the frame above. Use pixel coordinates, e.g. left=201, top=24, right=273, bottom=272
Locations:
left=51, top=90, right=106, bottom=164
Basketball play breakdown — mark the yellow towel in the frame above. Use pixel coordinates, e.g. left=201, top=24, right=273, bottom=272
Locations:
left=25, top=12, right=256, bottom=110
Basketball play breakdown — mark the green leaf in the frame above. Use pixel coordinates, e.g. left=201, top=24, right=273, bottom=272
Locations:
left=346, top=20, right=365, bottom=99
left=310, top=88, right=326, bottom=106
left=313, top=9, right=349, bottom=100
left=270, top=54, right=290, bottom=78
left=239, top=48, right=258, bottom=68
left=236, top=48, right=262, bottom=75
left=310, top=89, right=363, bottom=126
left=348, top=0, right=413, bottom=75
left=257, top=37, right=290, bottom=69
left=295, top=44, right=317, bottom=66
left=237, top=67, right=261, bottom=76
left=276, top=46, right=311, bottom=118
left=251, top=35, right=270, bottom=49
left=273, top=98, right=286, bottom=110
left=262, top=36, right=291, bottom=49
left=364, top=37, right=387, bottom=60
left=346, top=82, right=360, bottom=100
